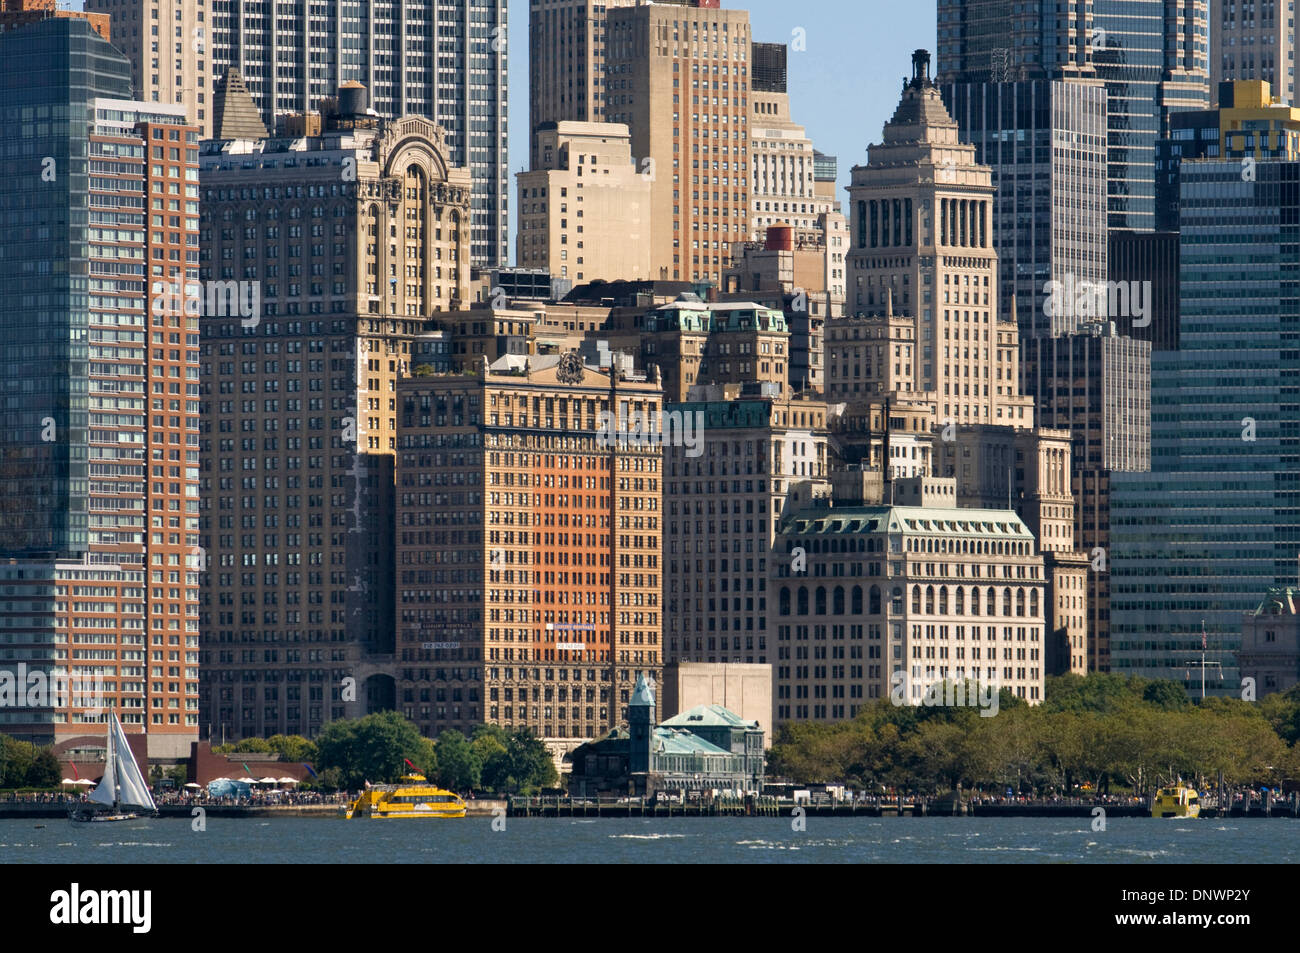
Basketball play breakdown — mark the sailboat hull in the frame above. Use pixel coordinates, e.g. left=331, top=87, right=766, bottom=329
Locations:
left=69, top=808, right=143, bottom=823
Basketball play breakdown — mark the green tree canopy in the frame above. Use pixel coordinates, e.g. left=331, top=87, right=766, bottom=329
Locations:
left=314, top=712, right=435, bottom=790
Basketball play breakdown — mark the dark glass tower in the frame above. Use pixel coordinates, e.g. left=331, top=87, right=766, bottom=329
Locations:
left=0, top=18, right=132, bottom=557
left=1110, top=159, right=1300, bottom=693
left=937, top=0, right=1209, bottom=233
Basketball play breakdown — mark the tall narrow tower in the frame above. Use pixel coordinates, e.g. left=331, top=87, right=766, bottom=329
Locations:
left=846, top=50, right=1034, bottom=430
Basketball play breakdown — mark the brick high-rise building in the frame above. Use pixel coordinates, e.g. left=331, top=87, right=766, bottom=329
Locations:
left=84, top=0, right=211, bottom=137
left=605, top=1, right=753, bottom=283
left=0, top=18, right=199, bottom=757
left=516, top=121, right=652, bottom=284
left=196, top=88, right=472, bottom=741
left=663, top=391, right=830, bottom=671
left=393, top=353, right=664, bottom=743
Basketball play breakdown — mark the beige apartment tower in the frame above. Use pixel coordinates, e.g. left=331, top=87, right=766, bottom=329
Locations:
left=529, top=0, right=639, bottom=166
left=1211, top=0, right=1296, bottom=105
left=605, top=2, right=753, bottom=284
left=85, top=0, right=211, bottom=137
left=517, top=121, right=652, bottom=283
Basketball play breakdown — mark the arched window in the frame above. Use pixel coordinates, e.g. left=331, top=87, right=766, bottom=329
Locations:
left=1004, top=588, right=1013, bottom=617
left=955, top=587, right=965, bottom=614
left=1030, top=589, right=1039, bottom=617
left=833, top=586, right=846, bottom=615
left=797, top=587, right=809, bottom=615
left=815, top=587, right=828, bottom=615
left=986, top=587, right=996, bottom=615
left=779, top=587, right=791, bottom=616
left=925, top=586, right=935, bottom=614
left=892, top=587, right=904, bottom=614
left=939, top=586, right=949, bottom=615
left=912, top=586, right=922, bottom=613
left=852, top=586, right=864, bottom=615
left=870, top=585, right=882, bottom=615
left=1016, top=589, right=1026, bottom=617
left=969, top=587, right=978, bottom=615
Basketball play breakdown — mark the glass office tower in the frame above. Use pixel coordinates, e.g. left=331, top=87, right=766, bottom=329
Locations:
left=942, top=79, right=1109, bottom=337
left=937, top=0, right=1208, bottom=232
left=1109, top=158, right=1300, bottom=693
left=0, top=17, right=132, bottom=557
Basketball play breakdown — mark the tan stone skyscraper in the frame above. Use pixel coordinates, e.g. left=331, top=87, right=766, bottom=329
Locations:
left=85, top=0, right=211, bottom=137
left=1211, top=0, right=1295, bottom=106
left=529, top=0, right=639, bottom=167
left=197, top=85, right=472, bottom=741
left=605, top=1, right=753, bottom=284
left=845, top=49, right=1034, bottom=431
left=517, top=121, right=652, bottom=283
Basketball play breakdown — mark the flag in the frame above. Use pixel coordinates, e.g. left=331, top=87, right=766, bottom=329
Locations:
left=242, top=763, right=253, bottom=776
left=303, top=763, right=318, bottom=779
left=70, top=763, right=79, bottom=780
left=403, top=758, right=417, bottom=770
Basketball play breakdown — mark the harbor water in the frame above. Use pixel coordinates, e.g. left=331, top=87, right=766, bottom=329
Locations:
left=3, top=816, right=1296, bottom=863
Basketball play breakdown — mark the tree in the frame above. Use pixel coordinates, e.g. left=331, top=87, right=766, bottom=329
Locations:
left=314, top=712, right=434, bottom=790
left=267, top=734, right=317, bottom=763
left=433, top=730, right=482, bottom=792
left=501, top=730, right=558, bottom=794
left=26, top=748, right=61, bottom=788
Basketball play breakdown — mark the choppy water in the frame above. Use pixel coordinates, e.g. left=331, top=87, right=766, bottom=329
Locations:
left=2, top=816, right=1296, bottom=863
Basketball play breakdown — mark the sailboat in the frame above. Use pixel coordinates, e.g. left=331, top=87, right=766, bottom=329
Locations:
left=68, top=712, right=157, bottom=823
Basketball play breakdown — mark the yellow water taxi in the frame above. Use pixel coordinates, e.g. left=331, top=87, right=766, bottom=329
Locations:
left=1151, top=783, right=1200, bottom=818
left=344, top=774, right=466, bottom=819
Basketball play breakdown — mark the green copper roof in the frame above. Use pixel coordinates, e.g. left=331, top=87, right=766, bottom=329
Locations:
left=630, top=673, right=656, bottom=707
left=782, top=505, right=1033, bottom=540
left=660, top=704, right=758, bottom=730
left=652, top=727, right=731, bottom=756
left=1252, top=588, right=1299, bottom=617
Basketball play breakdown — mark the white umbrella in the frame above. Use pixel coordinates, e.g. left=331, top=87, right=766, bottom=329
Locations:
left=259, top=777, right=278, bottom=785
left=184, top=782, right=201, bottom=789
left=277, top=777, right=298, bottom=785
left=237, top=777, right=257, bottom=784
left=61, top=778, right=76, bottom=786
left=74, top=779, right=95, bottom=786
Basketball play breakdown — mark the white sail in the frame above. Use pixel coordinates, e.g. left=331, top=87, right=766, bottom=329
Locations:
left=87, top=715, right=117, bottom=807
left=111, top=714, right=155, bottom=812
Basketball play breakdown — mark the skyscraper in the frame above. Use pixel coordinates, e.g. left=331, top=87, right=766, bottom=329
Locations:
left=209, top=0, right=508, bottom=266
left=605, top=1, right=753, bottom=283
left=393, top=354, right=664, bottom=742
left=748, top=42, right=836, bottom=240
left=846, top=50, right=1036, bottom=430
left=1021, top=321, right=1152, bottom=671
left=0, top=18, right=200, bottom=756
left=1109, top=157, right=1300, bottom=693
left=196, top=88, right=473, bottom=741
left=1211, top=0, right=1296, bottom=105
left=940, top=79, right=1109, bottom=337
left=528, top=0, right=639, bottom=167
left=84, top=0, right=212, bottom=137
left=937, top=0, right=1209, bottom=232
